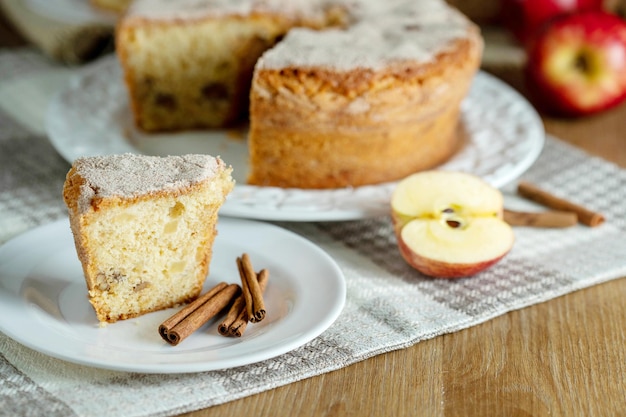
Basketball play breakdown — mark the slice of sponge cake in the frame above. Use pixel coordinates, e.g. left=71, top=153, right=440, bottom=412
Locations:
left=63, top=153, right=234, bottom=323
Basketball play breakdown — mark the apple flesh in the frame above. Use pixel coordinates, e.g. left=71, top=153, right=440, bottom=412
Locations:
left=525, top=11, right=626, bottom=116
left=391, top=171, right=514, bottom=279
left=500, top=0, right=604, bottom=45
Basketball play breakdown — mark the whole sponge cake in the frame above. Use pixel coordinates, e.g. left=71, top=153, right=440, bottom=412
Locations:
left=248, top=0, right=483, bottom=188
left=63, top=153, right=234, bottom=323
left=116, top=0, right=482, bottom=188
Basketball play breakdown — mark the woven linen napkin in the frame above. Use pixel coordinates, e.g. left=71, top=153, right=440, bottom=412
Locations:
left=1, top=49, right=626, bottom=417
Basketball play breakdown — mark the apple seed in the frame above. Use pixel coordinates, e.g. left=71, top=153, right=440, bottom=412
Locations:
left=445, top=219, right=462, bottom=228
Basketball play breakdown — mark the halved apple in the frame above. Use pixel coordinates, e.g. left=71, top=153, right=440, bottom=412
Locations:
left=391, top=171, right=514, bottom=278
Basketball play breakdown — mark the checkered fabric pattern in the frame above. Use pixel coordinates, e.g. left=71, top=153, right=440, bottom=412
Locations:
left=1, top=50, right=625, bottom=417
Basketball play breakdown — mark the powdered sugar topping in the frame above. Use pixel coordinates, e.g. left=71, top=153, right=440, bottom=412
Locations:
left=126, top=0, right=328, bottom=21
left=258, top=0, right=476, bottom=70
left=125, top=0, right=476, bottom=71
left=72, top=154, right=227, bottom=214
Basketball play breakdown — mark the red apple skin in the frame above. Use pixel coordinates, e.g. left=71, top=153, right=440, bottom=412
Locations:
left=525, top=11, right=626, bottom=117
left=394, top=233, right=509, bottom=279
left=390, top=211, right=512, bottom=279
left=500, top=0, right=604, bottom=45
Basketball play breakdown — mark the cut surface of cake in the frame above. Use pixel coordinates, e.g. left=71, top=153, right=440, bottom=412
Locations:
left=62, top=153, right=234, bottom=323
left=116, top=0, right=338, bottom=131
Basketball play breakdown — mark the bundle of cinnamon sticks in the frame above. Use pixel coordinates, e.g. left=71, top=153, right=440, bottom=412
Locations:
left=158, top=253, right=269, bottom=346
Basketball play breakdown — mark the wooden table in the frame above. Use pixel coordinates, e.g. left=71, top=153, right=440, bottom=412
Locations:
left=2, top=11, right=625, bottom=416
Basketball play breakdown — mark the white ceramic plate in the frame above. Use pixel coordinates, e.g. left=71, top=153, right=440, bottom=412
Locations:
left=46, top=56, right=545, bottom=221
left=0, top=218, right=345, bottom=373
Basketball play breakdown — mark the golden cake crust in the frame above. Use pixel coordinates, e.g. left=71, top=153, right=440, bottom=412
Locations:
left=89, top=0, right=130, bottom=14
left=248, top=33, right=482, bottom=188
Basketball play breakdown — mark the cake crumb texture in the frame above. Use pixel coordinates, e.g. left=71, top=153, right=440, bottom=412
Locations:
left=63, top=153, right=234, bottom=323
left=116, top=1, right=332, bottom=131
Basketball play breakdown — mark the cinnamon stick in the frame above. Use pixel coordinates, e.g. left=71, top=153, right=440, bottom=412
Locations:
left=241, top=254, right=266, bottom=322
left=159, top=282, right=240, bottom=346
left=220, top=267, right=269, bottom=337
left=232, top=270, right=269, bottom=336
left=517, top=181, right=604, bottom=227
left=217, top=295, right=246, bottom=335
left=503, top=209, right=578, bottom=228
left=236, top=256, right=254, bottom=322
left=228, top=308, right=249, bottom=338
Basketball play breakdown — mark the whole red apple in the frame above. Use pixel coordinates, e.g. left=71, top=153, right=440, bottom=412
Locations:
left=525, top=11, right=626, bottom=117
left=501, top=0, right=604, bottom=44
